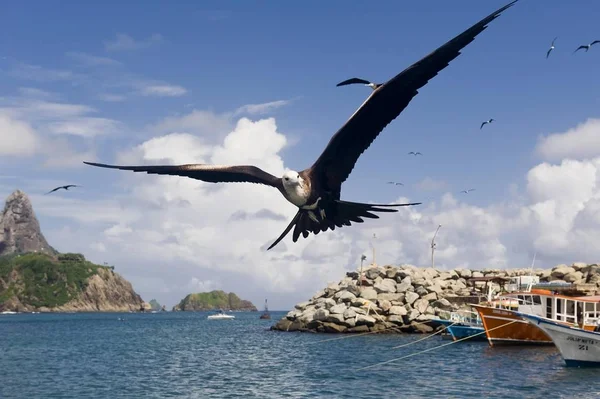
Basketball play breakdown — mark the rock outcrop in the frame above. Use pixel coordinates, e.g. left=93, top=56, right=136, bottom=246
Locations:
left=271, top=263, right=600, bottom=334
left=173, top=290, right=257, bottom=311
left=0, top=253, right=144, bottom=312
left=0, top=190, right=57, bottom=257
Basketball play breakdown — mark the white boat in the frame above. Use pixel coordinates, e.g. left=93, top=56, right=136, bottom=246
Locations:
left=519, top=312, right=600, bottom=367
left=207, top=310, right=235, bottom=320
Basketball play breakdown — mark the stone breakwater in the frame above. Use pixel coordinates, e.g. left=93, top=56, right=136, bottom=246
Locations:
left=271, top=262, right=600, bottom=334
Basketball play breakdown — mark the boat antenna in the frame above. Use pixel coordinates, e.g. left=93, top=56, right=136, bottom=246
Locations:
left=526, top=251, right=537, bottom=292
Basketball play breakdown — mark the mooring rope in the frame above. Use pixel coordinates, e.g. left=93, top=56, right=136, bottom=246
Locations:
left=390, top=320, right=458, bottom=350
left=355, top=319, right=519, bottom=371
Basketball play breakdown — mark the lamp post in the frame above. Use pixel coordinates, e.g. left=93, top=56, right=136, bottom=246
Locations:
left=360, top=254, right=367, bottom=288
left=431, top=224, right=442, bottom=269
left=370, top=233, right=377, bottom=268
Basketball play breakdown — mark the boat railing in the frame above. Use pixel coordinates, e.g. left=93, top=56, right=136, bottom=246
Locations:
left=447, top=309, right=483, bottom=326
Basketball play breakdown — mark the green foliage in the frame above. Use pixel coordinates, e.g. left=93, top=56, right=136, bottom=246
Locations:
left=175, top=290, right=256, bottom=311
left=0, top=252, right=108, bottom=308
left=149, top=299, right=161, bottom=310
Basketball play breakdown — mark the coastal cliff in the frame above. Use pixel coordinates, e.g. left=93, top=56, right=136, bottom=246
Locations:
left=271, top=262, right=600, bottom=334
left=173, top=290, right=257, bottom=311
left=0, top=190, right=145, bottom=313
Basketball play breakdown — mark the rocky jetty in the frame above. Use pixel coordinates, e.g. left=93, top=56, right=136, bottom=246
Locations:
left=0, top=190, right=58, bottom=257
left=173, top=290, right=257, bottom=311
left=271, top=263, right=600, bottom=334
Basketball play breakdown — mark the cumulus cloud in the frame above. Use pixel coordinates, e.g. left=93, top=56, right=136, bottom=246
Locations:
left=536, top=118, right=600, bottom=161
left=104, top=33, right=164, bottom=52
left=0, top=113, right=40, bottom=156
left=26, top=112, right=600, bottom=309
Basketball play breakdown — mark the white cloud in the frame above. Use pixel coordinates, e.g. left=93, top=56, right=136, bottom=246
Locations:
left=18, top=87, right=53, bottom=98
left=47, top=117, right=122, bottom=138
left=415, top=177, right=449, bottom=192
left=104, top=33, right=164, bottom=52
left=233, top=100, right=291, bottom=116
left=138, top=84, right=187, bottom=97
left=536, top=118, right=600, bottom=161
left=65, top=51, right=122, bottom=67
left=9, top=63, right=81, bottom=82
left=0, top=113, right=40, bottom=156
left=26, top=113, right=600, bottom=309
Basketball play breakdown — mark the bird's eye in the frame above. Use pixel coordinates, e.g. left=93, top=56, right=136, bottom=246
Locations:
left=284, top=177, right=289, bottom=181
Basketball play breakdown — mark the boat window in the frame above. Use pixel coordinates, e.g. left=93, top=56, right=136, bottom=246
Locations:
left=517, top=295, right=525, bottom=303
left=532, top=295, right=541, bottom=305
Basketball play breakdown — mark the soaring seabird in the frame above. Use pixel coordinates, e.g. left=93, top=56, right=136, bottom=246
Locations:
left=573, top=40, right=600, bottom=54
left=386, top=181, right=404, bottom=186
left=336, top=78, right=382, bottom=90
left=546, top=37, right=557, bottom=59
left=45, top=184, right=81, bottom=194
left=460, top=188, right=476, bottom=194
left=83, top=1, right=518, bottom=250
left=408, top=151, right=423, bottom=156
left=480, top=118, right=494, bottom=129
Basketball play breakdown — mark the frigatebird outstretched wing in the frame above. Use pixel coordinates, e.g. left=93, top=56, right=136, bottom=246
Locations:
left=336, top=78, right=373, bottom=87
left=83, top=162, right=283, bottom=188
left=308, top=0, right=519, bottom=188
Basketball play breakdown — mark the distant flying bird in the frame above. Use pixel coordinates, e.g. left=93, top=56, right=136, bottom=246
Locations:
left=84, top=0, right=518, bottom=251
left=386, top=181, right=404, bottom=186
left=336, top=77, right=382, bottom=90
left=573, top=40, right=600, bottom=54
left=480, top=119, right=495, bottom=129
left=408, top=151, right=423, bottom=156
left=460, top=189, right=476, bottom=194
left=45, top=184, right=80, bottom=194
left=546, top=37, right=557, bottom=58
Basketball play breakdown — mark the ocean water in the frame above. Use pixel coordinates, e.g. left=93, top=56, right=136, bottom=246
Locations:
left=1, top=312, right=599, bottom=399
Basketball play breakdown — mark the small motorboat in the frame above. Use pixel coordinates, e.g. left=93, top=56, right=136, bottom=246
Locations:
left=259, top=299, right=271, bottom=320
left=207, top=310, right=235, bottom=320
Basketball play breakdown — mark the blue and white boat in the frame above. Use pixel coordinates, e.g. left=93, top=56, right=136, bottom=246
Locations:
left=518, top=312, right=600, bottom=367
left=433, top=310, right=487, bottom=342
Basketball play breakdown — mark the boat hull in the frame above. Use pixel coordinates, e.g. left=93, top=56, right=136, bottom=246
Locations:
left=431, top=318, right=487, bottom=342
left=471, top=304, right=553, bottom=346
left=519, top=313, right=600, bottom=367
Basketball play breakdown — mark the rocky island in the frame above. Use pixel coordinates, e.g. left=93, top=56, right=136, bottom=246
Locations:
left=271, top=262, right=600, bottom=334
left=0, top=190, right=144, bottom=313
left=173, top=290, right=257, bottom=311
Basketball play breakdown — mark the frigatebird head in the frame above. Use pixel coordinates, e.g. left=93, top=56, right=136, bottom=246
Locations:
left=282, top=170, right=303, bottom=188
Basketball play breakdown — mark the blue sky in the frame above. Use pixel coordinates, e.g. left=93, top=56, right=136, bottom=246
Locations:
left=2, top=0, right=600, bottom=309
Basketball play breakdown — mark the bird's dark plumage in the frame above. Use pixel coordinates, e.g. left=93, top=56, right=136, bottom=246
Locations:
left=311, top=0, right=518, bottom=189
left=82, top=162, right=283, bottom=189
left=336, top=78, right=374, bottom=87
left=45, top=184, right=80, bottom=194
left=84, top=0, right=518, bottom=250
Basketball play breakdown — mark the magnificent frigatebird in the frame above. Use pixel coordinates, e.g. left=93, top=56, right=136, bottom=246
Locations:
left=408, top=151, right=423, bottom=156
left=546, top=37, right=557, bottom=59
left=45, top=184, right=81, bottom=194
left=480, top=118, right=495, bottom=129
left=83, top=1, right=518, bottom=250
left=574, top=40, right=600, bottom=54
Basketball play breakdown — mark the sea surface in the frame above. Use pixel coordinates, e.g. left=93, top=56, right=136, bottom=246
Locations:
left=1, top=311, right=599, bottom=399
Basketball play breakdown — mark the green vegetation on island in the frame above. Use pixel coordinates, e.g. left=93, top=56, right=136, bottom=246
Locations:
left=0, top=253, right=107, bottom=308
left=149, top=299, right=162, bottom=310
left=173, top=290, right=257, bottom=311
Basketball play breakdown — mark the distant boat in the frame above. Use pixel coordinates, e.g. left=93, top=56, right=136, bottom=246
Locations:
left=207, top=310, right=235, bottom=320
left=1, top=311, right=17, bottom=315
left=259, top=299, right=271, bottom=320
left=519, top=312, right=600, bottom=367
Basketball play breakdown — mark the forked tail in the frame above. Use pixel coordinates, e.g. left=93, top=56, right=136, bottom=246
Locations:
left=266, top=200, right=421, bottom=250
